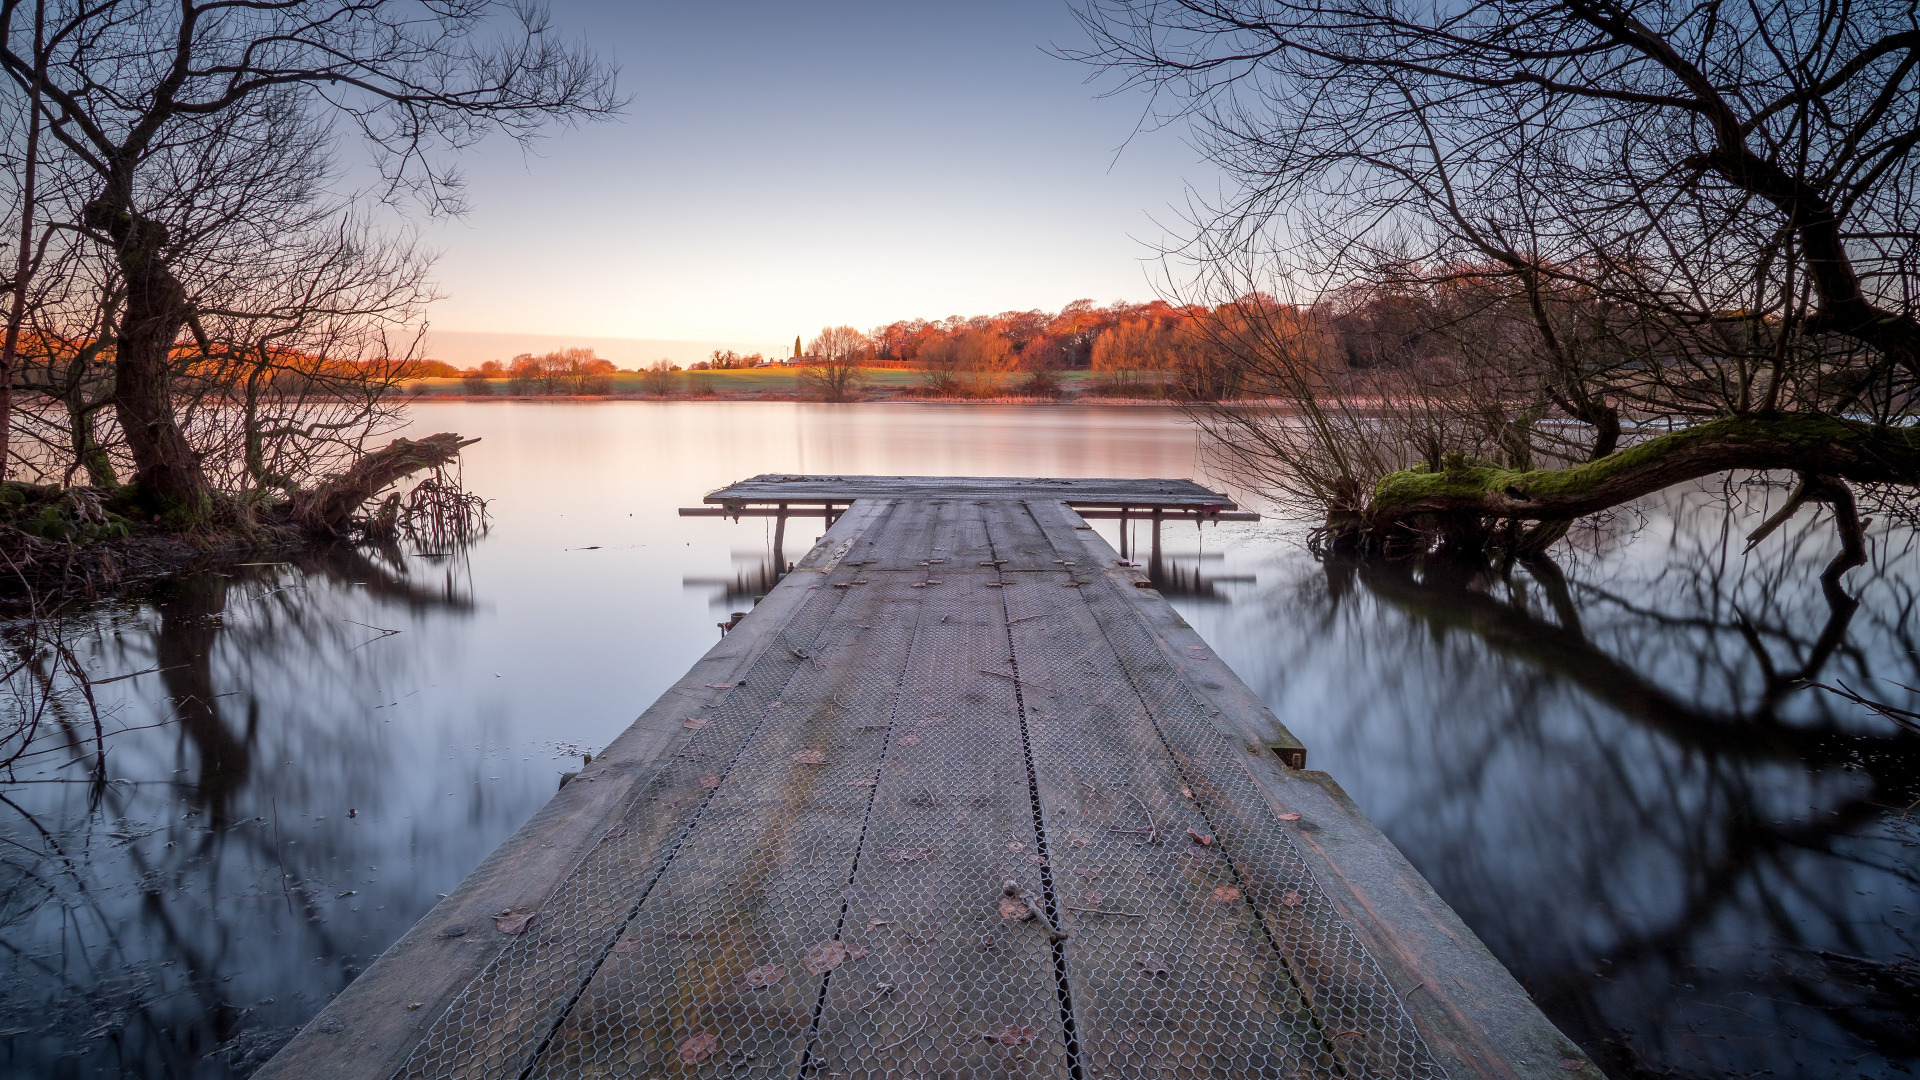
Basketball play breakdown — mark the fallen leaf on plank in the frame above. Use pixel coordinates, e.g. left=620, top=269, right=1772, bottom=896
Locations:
left=998, top=896, right=1032, bottom=920
left=895, top=735, right=919, bottom=747
left=1082, top=890, right=1105, bottom=906
left=743, top=964, right=786, bottom=989
left=699, top=774, right=722, bottom=789
left=1277, top=812, right=1301, bottom=821
left=792, top=750, right=831, bottom=765
left=1282, top=889, right=1304, bottom=907
left=493, top=912, right=536, bottom=935
left=682, top=718, right=708, bottom=730
left=983, top=1026, right=1037, bottom=1046
left=1006, top=842, right=1026, bottom=853
left=1187, top=829, right=1212, bottom=846
left=802, top=940, right=847, bottom=975
left=1211, top=885, right=1241, bottom=904
left=1135, top=951, right=1169, bottom=976
left=844, top=944, right=870, bottom=961
left=679, top=1032, right=717, bottom=1064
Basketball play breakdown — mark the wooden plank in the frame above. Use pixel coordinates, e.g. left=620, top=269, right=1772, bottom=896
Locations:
left=706, top=474, right=1238, bottom=510
left=525, top=503, right=942, bottom=1078
left=987, top=503, right=1331, bottom=1079
left=392, top=506, right=913, bottom=1080
left=808, top=500, right=1072, bottom=1078
left=255, top=502, right=891, bottom=1080
left=266, top=477, right=1600, bottom=1080
left=1056, top=505, right=1603, bottom=1080
left=1017, top=499, right=1439, bottom=1079
left=678, top=507, right=1261, bottom=521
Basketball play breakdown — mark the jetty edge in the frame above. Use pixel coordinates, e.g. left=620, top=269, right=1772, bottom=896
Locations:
left=258, top=475, right=1599, bottom=1080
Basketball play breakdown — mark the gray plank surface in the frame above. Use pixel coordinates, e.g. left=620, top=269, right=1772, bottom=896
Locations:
left=262, top=484, right=1600, bottom=1080
left=706, top=474, right=1240, bottom=509
left=809, top=500, right=1071, bottom=1079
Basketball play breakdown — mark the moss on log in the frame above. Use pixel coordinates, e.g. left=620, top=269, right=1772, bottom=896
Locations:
left=1367, top=415, right=1920, bottom=527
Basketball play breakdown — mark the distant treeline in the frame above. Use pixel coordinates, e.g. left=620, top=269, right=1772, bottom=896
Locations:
left=808, top=295, right=1405, bottom=400
left=458, top=349, right=623, bottom=395
left=445, top=293, right=1460, bottom=402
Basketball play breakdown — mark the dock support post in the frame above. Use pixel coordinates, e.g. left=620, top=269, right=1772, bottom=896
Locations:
left=772, top=502, right=787, bottom=570
left=1151, top=507, right=1163, bottom=574
left=1118, top=508, right=1129, bottom=559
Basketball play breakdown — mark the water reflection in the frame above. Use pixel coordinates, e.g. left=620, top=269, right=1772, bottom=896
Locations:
left=1194, top=483, right=1920, bottom=1078
left=0, top=403, right=1914, bottom=1079
left=0, top=402, right=1231, bottom=1079
left=683, top=550, right=789, bottom=618
left=1143, top=550, right=1252, bottom=603
left=0, top=552, right=525, bottom=1078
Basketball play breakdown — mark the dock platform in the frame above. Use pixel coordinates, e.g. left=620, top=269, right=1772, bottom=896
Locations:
left=260, top=477, right=1596, bottom=1080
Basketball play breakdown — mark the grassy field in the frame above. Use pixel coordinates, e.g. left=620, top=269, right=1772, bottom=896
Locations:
left=404, top=367, right=1103, bottom=397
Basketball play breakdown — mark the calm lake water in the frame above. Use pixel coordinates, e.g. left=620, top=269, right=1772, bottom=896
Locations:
left=2, top=401, right=1915, bottom=1079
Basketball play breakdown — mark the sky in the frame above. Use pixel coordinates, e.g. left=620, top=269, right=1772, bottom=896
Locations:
left=415, top=0, right=1217, bottom=367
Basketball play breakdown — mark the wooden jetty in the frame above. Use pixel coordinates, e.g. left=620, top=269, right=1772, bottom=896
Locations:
left=260, top=476, right=1598, bottom=1080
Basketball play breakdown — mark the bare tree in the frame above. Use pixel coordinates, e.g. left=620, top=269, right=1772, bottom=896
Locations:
left=918, top=329, right=1014, bottom=398
left=0, top=0, right=622, bottom=521
left=12, top=268, right=121, bottom=487
left=0, top=0, right=45, bottom=480
left=642, top=358, right=677, bottom=395
left=184, top=215, right=440, bottom=507
left=803, top=325, right=868, bottom=402
left=1072, top=0, right=1920, bottom=571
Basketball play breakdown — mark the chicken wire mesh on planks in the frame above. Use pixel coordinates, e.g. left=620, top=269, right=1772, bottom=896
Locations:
left=389, top=497, right=1442, bottom=1080
left=1004, top=501, right=1443, bottom=1079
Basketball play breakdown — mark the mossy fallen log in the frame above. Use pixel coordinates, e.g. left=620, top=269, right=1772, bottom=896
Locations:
left=1366, top=415, right=1920, bottom=527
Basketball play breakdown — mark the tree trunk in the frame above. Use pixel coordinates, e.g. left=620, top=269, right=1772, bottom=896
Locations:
left=0, top=0, right=47, bottom=484
left=66, top=397, right=116, bottom=489
left=287, top=432, right=477, bottom=536
left=83, top=196, right=212, bottom=518
left=1340, top=415, right=1920, bottom=559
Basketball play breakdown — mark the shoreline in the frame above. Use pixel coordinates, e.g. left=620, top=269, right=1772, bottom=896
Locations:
left=400, top=387, right=1211, bottom=406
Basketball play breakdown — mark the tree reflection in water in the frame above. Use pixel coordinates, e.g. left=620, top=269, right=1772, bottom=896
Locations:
left=0, top=546, right=491, bottom=1078
left=3, top=470, right=1917, bottom=1079
left=1213, top=481, right=1919, bottom=1078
